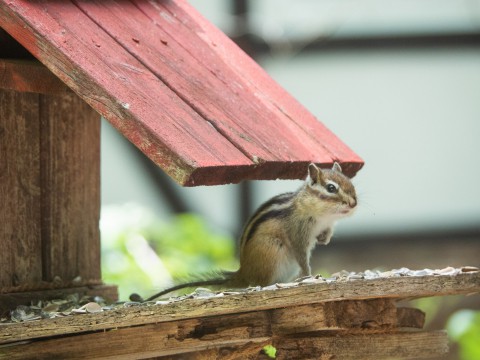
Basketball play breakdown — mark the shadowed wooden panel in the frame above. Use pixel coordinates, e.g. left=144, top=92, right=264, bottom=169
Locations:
left=273, top=331, right=448, bottom=360
left=39, top=92, right=101, bottom=283
left=0, top=59, right=71, bottom=95
left=0, top=90, right=42, bottom=289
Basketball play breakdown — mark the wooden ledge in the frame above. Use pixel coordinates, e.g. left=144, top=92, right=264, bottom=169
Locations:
left=1, top=271, right=478, bottom=346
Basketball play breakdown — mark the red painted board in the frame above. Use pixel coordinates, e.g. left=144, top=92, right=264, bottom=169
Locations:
left=163, top=0, right=364, bottom=176
left=74, top=1, right=330, bottom=170
left=78, top=0, right=362, bottom=178
left=0, top=0, right=363, bottom=185
left=0, top=0, right=254, bottom=185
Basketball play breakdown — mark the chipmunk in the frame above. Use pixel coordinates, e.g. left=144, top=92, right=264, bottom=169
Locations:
left=145, top=162, right=357, bottom=301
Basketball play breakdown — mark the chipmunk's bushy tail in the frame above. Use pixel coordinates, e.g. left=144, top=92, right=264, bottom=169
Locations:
left=145, top=271, right=235, bottom=301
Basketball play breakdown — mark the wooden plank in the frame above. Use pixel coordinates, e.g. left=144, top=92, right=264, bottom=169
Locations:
left=0, top=90, right=42, bottom=289
left=0, top=271, right=478, bottom=344
left=0, top=300, right=425, bottom=359
left=0, top=59, right=71, bottom=94
left=0, top=0, right=253, bottom=186
left=273, top=331, right=448, bottom=360
left=39, top=92, right=101, bottom=283
left=0, top=331, right=448, bottom=360
left=0, top=312, right=271, bottom=359
left=271, top=299, right=418, bottom=334
left=157, top=0, right=364, bottom=177
left=0, top=328, right=446, bottom=359
left=160, top=332, right=448, bottom=360
left=75, top=0, right=358, bottom=181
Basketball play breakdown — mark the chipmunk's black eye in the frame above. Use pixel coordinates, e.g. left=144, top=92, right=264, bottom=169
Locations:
left=326, top=183, right=338, bottom=194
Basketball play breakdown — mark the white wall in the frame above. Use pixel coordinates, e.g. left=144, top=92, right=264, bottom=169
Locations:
left=259, top=49, right=480, bottom=235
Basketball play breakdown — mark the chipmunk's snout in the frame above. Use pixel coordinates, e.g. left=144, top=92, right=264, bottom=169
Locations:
left=349, top=198, right=357, bottom=208
left=342, top=197, right=357, bottom=209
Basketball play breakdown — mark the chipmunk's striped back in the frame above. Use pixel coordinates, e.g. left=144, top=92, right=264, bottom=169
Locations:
left=240, top=192, right=296, bottom=249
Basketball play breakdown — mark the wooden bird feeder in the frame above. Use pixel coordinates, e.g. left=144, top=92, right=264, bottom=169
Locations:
left=2, top=1, right=476, bottom=359
left=0, top=0, right=362, bottom=312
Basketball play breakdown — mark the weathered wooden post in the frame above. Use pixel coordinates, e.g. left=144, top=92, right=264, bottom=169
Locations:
left=1, top=56, right=118, bottom=312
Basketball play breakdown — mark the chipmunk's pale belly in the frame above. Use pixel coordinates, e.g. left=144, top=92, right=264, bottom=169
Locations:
left=272, top=257, right=301, bottom=283
left=309, top=217, right=336, bottom=246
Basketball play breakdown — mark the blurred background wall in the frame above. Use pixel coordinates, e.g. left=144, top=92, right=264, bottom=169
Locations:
left=101, top=0, right=480, bottom=271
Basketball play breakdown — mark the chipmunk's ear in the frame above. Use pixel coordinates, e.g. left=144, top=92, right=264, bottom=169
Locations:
left=332, top=162, right=342, bottom=173
left=307, top=163, right=323, bottom=186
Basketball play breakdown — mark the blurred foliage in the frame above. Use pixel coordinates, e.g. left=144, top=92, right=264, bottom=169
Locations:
left=101, top=204, right=238, bottom=300
left=411, top=296, right=480, bottom=359
left=447, top=310, right=480, bottom=360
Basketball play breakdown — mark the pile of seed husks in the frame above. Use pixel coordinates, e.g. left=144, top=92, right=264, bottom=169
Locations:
left=1, top=266, right=477, bottom=325
left=2, top=293, right=107, bottom=324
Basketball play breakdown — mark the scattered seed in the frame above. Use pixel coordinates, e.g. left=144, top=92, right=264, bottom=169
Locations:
left=71, top=309, right=87, bottom=314
left=129, top=293, right=144, bottom=302
left=2, top=267, right=477, bottom=324
left=42, top=303, right=59, bottom=312
left=85, top=302, right=103, bottom=314
left=461, top=266, right=479, bottom=273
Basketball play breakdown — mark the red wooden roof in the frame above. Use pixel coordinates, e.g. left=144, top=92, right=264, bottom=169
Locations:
left=0, top=0, right=363, bottom=186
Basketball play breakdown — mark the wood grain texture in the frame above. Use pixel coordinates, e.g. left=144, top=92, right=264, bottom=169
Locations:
left=0, top=59, right=70, bottom=94
left=0, top=300, right=427, bottom=359
left=270, top=299, right=421, bottom=334
left=273, top=331, right=448, bottom=360
left=0, top=90, right=42, bottom=289
left=0, top=89, right=107, bottom=306
left=39, top=92, right=101, bottom=283
left=0, top=0, right=363, bottom=185
left=0, top=271, right=478, bottom=345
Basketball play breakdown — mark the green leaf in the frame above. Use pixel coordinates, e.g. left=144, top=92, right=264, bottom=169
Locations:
left=263, top=344, right=277, bottom=358
left=447, top=310, right=480, bottom=360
